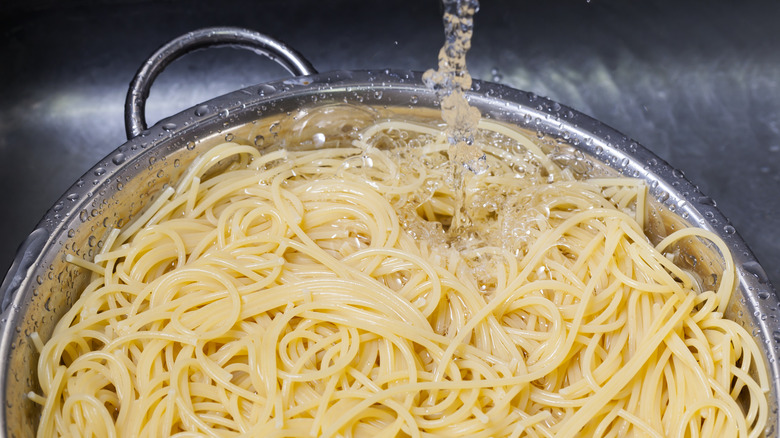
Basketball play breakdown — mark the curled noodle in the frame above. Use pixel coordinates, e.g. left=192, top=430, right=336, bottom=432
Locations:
left=33, top=118, right=769, bottom=437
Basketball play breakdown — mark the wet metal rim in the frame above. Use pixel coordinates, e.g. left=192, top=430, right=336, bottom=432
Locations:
left=0, top=69, right=777, bottom=435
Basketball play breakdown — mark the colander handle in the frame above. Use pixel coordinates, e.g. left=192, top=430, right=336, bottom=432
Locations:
left=124, top=27, right=317, bottom=139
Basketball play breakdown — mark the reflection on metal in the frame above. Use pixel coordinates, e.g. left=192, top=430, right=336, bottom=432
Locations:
left=125, top=27, right=317, bottom=139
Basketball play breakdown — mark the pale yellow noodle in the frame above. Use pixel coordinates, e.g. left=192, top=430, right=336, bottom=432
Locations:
left=32, top=120, right=768, bottom=437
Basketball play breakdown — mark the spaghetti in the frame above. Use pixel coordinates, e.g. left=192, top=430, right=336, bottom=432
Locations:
left=32, top=116, right=768, bottom=437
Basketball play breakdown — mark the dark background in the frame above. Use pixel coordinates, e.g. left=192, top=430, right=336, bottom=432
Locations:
left=1, top=0, right=779, bottom=291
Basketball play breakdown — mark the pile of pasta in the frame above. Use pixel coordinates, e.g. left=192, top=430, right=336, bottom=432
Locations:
left=32, top=119, right=768, bottom=437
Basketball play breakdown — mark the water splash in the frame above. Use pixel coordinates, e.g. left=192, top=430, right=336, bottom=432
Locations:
left=423, top=0, right=484, bottom=174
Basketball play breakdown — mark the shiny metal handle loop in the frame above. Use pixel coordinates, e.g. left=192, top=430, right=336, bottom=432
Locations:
left=124, top=27, right=317, bottom=139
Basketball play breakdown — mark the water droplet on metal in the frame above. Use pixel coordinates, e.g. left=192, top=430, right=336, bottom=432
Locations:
left=723, top=225, right=736, bottom=235
left=696, top=196, right=716, bottom=206
left=744, top=261, right=770, bottom=284
left=112, top=153, right=126, bottom=165
left=194, top=104, right=209, bottom=117
left=490, top=67, right=503, bottom=82
left=254, top=135, right=265, bottom=147
left=186, top=141, right=196, bottom=151
left=66, top=193, right=79, bottom=202
left=258, top=84, right=276, bottom=96
left=162, top=122, right=176, bottom=131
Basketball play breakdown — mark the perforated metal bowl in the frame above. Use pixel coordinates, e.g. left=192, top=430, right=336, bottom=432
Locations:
left=1, top=28, right=777, bottom=437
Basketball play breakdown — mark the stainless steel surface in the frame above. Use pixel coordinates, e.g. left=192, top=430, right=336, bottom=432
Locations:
left=1, top=0, right=778, bottom=293
left=1, top=1, right=779, bottom=433
left=125, top=26, right=317, bottom=138
left=1, top=67, right=777, bottom=436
